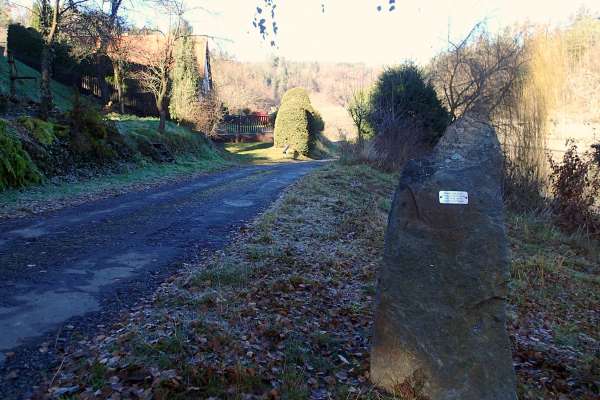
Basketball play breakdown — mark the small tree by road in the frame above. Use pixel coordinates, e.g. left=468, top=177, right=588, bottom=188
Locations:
left=347, top=88, right=373, bottom=143
left=135, top=0, right=185, bottom=133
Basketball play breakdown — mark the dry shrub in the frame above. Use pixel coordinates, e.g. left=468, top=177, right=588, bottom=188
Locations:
left=548, top=140, right=600, bottom=237
left=502, top=155, right=548, bottom=213
left=340, top=118, right=429, bottom=171
left=496, top=17, right=600, bottom=212
left=369, top=119, right=430, bottom=171
left=430, top=24, right=524, bottom=121
left=189, top=94, right=224, bottom=137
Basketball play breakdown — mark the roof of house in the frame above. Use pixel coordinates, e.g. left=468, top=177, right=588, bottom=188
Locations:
left=115, top=32, right=208, bottom=70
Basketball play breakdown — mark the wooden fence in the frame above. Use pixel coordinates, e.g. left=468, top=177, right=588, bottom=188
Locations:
left=218, top=114, right=274, bottom=140
left=79, top=75, right=158, bottom=116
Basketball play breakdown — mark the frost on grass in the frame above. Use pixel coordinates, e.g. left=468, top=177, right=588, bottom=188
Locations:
left=38, top=163, right=599, bottom=400
left=508, top=213, right=600, bottom=399
left=41, top=164, right=399, bottom=399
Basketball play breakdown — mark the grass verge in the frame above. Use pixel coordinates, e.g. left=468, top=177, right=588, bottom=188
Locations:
left=223, top=142, right=301, bottom=164
left=223, top=134, right=337, bottom=165
left=0, top=155, right=228, bottom=219
left=508, top=213, right=600, bottom=399
left=36, top=163, right=598, bottom=400
left=0, top=114, right=231, bottom=218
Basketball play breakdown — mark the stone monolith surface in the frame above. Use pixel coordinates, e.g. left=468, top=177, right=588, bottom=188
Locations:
left=371, top=116, right=517, bottom=399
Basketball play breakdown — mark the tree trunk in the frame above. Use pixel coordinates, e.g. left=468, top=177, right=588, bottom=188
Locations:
left=39, top=0, right=59, bottom=121
left=158, top=108, right=167, bottom=133
left=113, top=61, right=125, bottom=113
left=156, top=73, right=169, bottom=133
left=8, top=53, right=17, bottom=99
left=95, top=55, right=110, bottom=106
left=157, top=93, right=166, bottom=133
left=39, top=44, right=53, bottom=120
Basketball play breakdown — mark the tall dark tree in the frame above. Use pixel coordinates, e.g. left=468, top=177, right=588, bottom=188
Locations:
left=35, top=0, right=89, bottom=120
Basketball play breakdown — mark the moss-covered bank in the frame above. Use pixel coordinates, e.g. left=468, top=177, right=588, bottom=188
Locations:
left=0, top=119, right=43, bottom=190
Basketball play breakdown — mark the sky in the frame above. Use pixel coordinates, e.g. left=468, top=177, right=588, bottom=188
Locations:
left=10, top=0, right=600, bottom=65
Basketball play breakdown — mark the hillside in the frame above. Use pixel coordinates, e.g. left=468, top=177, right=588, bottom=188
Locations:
left=0, top=53, right=229, bottom=195
left=0, top=54, right=74, bottom=112
left=310, top=92, right=356, bottom=140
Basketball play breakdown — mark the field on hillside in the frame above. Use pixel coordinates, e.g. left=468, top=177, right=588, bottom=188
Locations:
left=310, top=92, right=356, bottom=141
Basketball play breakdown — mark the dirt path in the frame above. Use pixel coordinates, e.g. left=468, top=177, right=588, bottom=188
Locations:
left=0, top=161, right=323, bottom=399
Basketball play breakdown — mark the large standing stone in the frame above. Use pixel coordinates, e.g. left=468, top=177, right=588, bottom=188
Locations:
left=371, top=117, right=517, bottom=399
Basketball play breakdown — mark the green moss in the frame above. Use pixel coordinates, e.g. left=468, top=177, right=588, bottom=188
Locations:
left=0, top=119, right=43, bottom=190
left=53, top=124, right=70, bottom=139
left=69, top=106, right=111, bottom=140
left=17, top=116, right=59, bottom=146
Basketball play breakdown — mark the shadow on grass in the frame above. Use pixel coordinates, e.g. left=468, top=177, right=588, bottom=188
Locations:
left=221, top=141, right=291, bottom=164
left=222, top=135, right=339, bottom=165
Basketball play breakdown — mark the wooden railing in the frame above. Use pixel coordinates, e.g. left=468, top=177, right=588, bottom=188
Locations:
left=219, top=114, right=274, bottom=136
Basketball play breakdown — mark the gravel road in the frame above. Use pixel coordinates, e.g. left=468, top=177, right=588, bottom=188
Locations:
left=0, top=161, right=322, bottom=399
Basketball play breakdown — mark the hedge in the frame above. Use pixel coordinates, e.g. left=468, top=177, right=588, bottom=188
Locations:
left=274, top=87, right=324, bottom=157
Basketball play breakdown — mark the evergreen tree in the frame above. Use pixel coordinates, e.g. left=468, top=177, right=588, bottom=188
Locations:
left=169, top=20, right=200, bottom=124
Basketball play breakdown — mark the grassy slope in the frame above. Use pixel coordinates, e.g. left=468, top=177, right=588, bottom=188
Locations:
left=0, top=54, right=74, bottom=112
left=40, top=162, right=599, bottom=400
left=0, top=115, right=229, bottom=218
left=310, top=92, right=356, bottom=141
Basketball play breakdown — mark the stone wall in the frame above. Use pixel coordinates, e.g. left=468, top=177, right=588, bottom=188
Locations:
left=371, top=116, right=517, bottom=399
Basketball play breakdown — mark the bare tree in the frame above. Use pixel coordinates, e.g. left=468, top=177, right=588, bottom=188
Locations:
left=136, top=0, right=222, bottom=133
left=135, top=1, right=184, bottom=133
left=64, top=0, right=127, bottom=110
left=89, top=0, right=124, bottom=105
left=107, top=22, right=130, bottom=114
left=430, top=24, right=525, bottom=121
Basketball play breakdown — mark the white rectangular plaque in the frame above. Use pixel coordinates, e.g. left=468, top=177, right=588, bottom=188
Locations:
left=439, top=191, right=468, bottom=205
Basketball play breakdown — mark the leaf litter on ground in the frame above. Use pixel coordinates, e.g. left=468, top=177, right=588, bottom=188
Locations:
left=31, top=163, right=599, bottom=400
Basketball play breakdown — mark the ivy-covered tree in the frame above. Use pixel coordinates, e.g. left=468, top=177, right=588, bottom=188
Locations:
left=169, top=20, right=200, bottom=124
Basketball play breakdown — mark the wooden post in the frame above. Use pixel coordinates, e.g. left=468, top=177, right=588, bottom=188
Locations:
left=8, top=52, right=16, bottom=99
